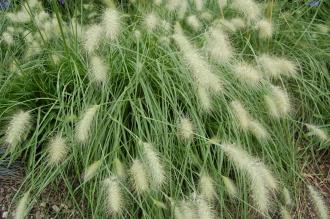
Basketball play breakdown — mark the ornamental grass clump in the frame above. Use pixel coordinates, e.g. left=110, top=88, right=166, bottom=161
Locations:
left=0, top=0, right=329, bottom=218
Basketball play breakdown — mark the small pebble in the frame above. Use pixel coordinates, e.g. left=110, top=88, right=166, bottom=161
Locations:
left=2, top=211, right=8, bottom=218
left=52, top=205, right=60, bottom=213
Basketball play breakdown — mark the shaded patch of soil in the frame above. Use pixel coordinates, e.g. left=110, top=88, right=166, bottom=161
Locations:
left=296, top=151, right=330, bottom=219
left=0, top=168, right=79, bottom=219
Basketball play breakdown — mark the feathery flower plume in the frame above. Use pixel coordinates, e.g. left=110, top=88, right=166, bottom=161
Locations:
left=186, top=15, right=202, bottom=32
left=104, top=176, right=123, bottom=215
left=7, top=10, right=31, bottom=23
left=221, top=143, right=277, bottom=215
left=206, top=27, right=233, bottom=64
left=231, top=0, right=261, bottom=22
left=15, top=192, right=30, bottom=219
left=166, top=0, right=180, bottom=11
left=248, top=120, right=269, bottom=141
left=257, top=54, right=297, bottom=78
left=199, top=174, right=216, bottom=201
left=130, top=159, right=149, bottom=193
left=134, top=30, right=141, bottom=39
left=197, top=86, right=212, bottom=112
left=283, top=187, right=293, bottom=207
left=218, top=0, right=227, bottom=8
left=200, top=11, right=213, bottom=22
left=6, top=26, right=15, bottom=33
left=83, top=24, right=103, bottom=53
left=172, top=27, right=223, bottom=93
left=257, top=19, right=273, bottom=39
left=216, top=18, right=245, bottom=33
left=1, top=32, right=14, bottom=45
left=306, top=124, right=328, bottom=141
left=179, top=200, right=197, bottom=219
left=35, top=11, right=50, bottom=27
left=142, top=142, right=165, bottom=188
left=196, top=198, right=215, bottom=219
left=280, top=206, right=293, bottom=219
left=174, top=205, right=185, bottom=219
left=114, top=158, right=126, bottom=179
left=230, top=101, right=251, bottom=130
left=232, top=62, right=262, bottom=86
left=89, top=55, right=108, bottom=85
left=83, top=160, right=102, bottom=182
left=154, top=0, right=162, bottom=5
left=75, top=105, right=100, bottom=143
left=48, top=135, right=67, bottom=164
left=161, top=20, right=172, bottom=33
left=265, top=85, right=291, bottom=118
left=308, top=185, right=329, bottom=219
left=178, top=117, right=194, bottom=141
left=167, top=0, right=188, bottom=19
left=5, top=110, right=32, bottom=150
left=230, top=17, right=246, bottom=30
left=144, top=12, right=159, bottom=32
left=222, top=176, right=238, bottom=198
left=102, top=9, right=121, bottom=41
left=194, top=0, right=204, bottom=11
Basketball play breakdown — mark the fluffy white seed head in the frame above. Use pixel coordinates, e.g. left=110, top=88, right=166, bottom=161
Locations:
left=15, top=192, right=30, bottom=219
left=104, top=176, right=123, bottom=215
left=197, top=86, right=212, bottom=112
left=218, top=0, right=227, bottom=8
left=230, top=101, right=251, bottom=130
left=206, top=27, right=233, bottom=64
left=194, top=0, right=204, bottom=11
left=166, top=0, right=181, bottom=11
left=83, top=24, right=103, bottom=53
left=316, top=24, right=329, bottom=34
left=232, top=62, right=262, bottom=86
left=83, top=160, right=102, bottom=182
left=265, top=85, right=291, bottom=118
left=221, top=143, right=277, bottom=215
left=144, top=12, right=159, bottom=32
left=7, top=10, right=31, bottom=23
left=102, top=9, right=121, bottom=41
left=231, top=0, right=261, bottom=22
left=257, top=19, right=273, bottom=39
left=306, top=124, right=328, bottom=141
left=130, top=159, right=149, bottom=193
left=230, top=17, right=246, bottom=30
left=200, top=11, right=213, bottom=22
left=48, top=135, right=67, bottom=165
left=114, top=158, right=126, bottom=179
left=199, top=174, right=216, bottom=201
left=196, top=198, right=215, bottom=219
left=142, top=142, right=165, bottom=188
left=257, top=54, right=297, bottom=78
left=75, top=105, right=100, bottom=143
left=178, top=117, right=194, bottom=141
left=5, top=111, right=32, bottom=150
left=222, top=176, right=238, bottom=198
left=216, top=18, right=246, bottom=33
left=186, top=15, right=202, bottom=32
left=1, top=32, right=14, bottom=45
left=35, top=11, right=50, bottom=27
left=89, top=56, right=108, bottom=85
left=172, top=28, right=223, bottom=93
left=308, top=185, right=329, bottom=219
left=153, top=0, right=162, bottom=5
left=283, top=187, right=293, bottom=207
left=280, top=206, right=293, bottom=219
left=248, top=120, right=269, bottom=141
left=179, top=200, right=197, bottom=219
